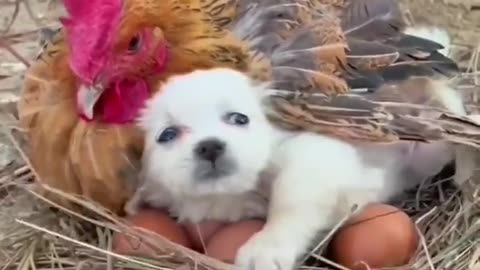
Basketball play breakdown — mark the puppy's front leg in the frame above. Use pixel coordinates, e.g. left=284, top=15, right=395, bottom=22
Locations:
left=235, top=164, right=335, bottom=270
left=124, top=186, right=145, bottom=216
left=124, top=180, right=172, bottom=216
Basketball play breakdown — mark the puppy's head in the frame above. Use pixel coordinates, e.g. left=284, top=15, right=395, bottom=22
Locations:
left=139, top=68, right=274, bottom=197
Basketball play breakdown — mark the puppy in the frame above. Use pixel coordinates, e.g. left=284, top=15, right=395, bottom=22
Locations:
left=127, top=68, right=457, bottom=270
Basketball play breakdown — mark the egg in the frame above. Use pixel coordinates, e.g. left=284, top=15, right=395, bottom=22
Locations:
left=113, top=209, right=193, bottom=256
left=329, top=203, right=418, bottom=270
left=184, top=221, right=227, bottom=252
left=205, top=219, right=265, bottom=263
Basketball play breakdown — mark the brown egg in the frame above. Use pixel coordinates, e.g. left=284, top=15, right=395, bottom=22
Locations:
left=205, top=219, right=265, bottom=263
left=113, top=209, right=193, bottom=256
left=330, top=203, right=418, bottom=270
left=184, top=221, right=227, bottom=252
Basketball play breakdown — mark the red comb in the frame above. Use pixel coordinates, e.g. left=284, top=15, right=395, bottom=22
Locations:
left=60, top=0, right=123, bottom=82
left=62, top=0, right=122, bottom=19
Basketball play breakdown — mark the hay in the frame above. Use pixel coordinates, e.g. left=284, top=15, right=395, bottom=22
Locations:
left=0, top=131, right=478, bottom=270
left=0, top=1, right=479, bottom=270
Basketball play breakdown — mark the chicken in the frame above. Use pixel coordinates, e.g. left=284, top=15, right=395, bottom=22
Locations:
left=17, top=0, right=473, bottom=215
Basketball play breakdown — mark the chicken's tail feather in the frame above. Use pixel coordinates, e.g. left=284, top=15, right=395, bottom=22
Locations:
left=265, top=89, right=480, bottom=148
left=228, top=0, right=351, bottom=95
left=337, top=0, right=459, bottom=90
left=228, top=0, right=458, bottom=96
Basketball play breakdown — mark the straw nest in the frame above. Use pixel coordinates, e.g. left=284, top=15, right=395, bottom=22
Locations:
left=0, top=0, right=479, bottom=269
left=0, top=129, right=479, bottom=270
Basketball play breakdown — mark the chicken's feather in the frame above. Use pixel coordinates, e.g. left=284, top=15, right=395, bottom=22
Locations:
left=226, top=0, right=458, bottom=96
left=60, top=0, right=123, bottom=82
left=339, top=0, right=404, bottom=40
left=335, top=0, right=458, bottom=90
left=200, top=0, right=238, bottom=27
left=228, top=0, right=349, bottom=94
left=223, top=0, right=476, bottom=147
left=264, top=74, right=480, bottom=148
left=265, top=91, right=480, bottom=147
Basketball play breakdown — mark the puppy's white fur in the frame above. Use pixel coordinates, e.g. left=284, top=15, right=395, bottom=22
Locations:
left=129, top=68, right=462, bottom=270
left=130, top=70, right=274, bottom=222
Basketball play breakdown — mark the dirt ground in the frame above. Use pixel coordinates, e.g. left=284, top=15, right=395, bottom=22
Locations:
left=401, top=0, right=480, bottom=45
left=0, top=0, right=60, bottom=111
left=400, top=0, right=480, bottom=69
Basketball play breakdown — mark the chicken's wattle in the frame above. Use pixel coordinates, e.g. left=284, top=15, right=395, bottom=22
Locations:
left=82, top=79, right=149, bottom=124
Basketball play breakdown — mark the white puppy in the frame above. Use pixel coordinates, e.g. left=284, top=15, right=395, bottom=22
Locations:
left=127, top=68, right=457, bottom=270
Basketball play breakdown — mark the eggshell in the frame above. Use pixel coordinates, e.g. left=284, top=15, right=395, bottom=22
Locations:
left=330, top=203, right=418, bottom=270
left=205, top=219, right=265, bottom=263
left=113, top=209, right=193, bottom=256
left=184, top=221, right=227, bottom=252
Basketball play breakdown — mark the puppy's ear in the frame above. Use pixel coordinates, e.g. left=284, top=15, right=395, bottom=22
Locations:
left=136, top=90, right=163, bottom=131
left=249, top=77, right=272, bottom=100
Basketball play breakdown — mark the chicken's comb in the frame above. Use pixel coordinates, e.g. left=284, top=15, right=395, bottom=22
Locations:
left=62, top=0, right=122, bottom=21
left=60, top=0, right=123, bottom=82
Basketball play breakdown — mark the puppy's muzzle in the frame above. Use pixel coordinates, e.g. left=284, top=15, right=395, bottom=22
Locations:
left=194, top=138, right=226, bottom=163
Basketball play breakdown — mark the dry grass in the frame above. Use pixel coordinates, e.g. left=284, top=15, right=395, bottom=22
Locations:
left=0, top=1, right=479, bottom=270
left=0, top=131, right=478, bottom=270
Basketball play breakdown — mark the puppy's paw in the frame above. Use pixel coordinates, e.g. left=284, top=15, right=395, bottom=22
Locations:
left=124, top=193, right=143, bottom=216
left=235, top=230, right=298, bottom=270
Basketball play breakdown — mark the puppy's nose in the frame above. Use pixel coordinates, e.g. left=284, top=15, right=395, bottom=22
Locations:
left=194, top=138, right=226, bottom=162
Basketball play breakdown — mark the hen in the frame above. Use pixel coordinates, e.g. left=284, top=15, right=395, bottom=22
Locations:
left=17, top=0, right=475, bottom=215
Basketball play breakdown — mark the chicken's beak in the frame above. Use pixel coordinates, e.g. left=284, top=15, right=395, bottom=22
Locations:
left=77, top=79, right=105, bottom=120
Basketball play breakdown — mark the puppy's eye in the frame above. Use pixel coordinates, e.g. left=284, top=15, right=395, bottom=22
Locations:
left=156, top=127, right=179, bottom=143
left=127, top=33, right=142, bottom=53
left=224, top=112, right=249, bottom=126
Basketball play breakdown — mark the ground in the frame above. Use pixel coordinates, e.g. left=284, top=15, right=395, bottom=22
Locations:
left=400, top=0, right=480, bottom=71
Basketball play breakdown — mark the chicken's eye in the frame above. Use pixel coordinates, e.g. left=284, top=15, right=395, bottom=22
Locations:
left=127, top=34, right=142, bottom=53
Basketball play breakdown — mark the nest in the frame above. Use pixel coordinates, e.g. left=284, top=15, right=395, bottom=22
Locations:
left=0, top=133, right=479, bottom=270
left=0, top=0, right=479, bottom=269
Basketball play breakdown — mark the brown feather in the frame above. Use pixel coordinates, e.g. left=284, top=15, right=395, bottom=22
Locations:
left=200, top=0, right=238, bottom=27
left=320, top=0, right=458, bottom=88
left=225, top=0, right=457, bottom=95
left=338, top=0, right=405, bottom=40
left=163, top=0, right=470, bottom=150
left=345, top=39, right=399, bottom=70
left=264, top=77, right=480, bottom=148
left=228, top=0, right=350, bottom=95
